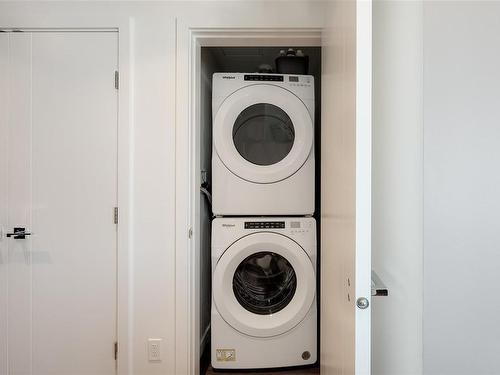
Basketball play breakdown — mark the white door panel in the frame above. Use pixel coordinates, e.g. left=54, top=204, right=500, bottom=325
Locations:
left=30, top=32, right=118, bottom=375
left=0, top=31, right=118, bottom=375
left=0, top=33, right=8, bottom=375
left=321, top=1, right=372, bottom=374
left=7, top=33, right=33, bottom=375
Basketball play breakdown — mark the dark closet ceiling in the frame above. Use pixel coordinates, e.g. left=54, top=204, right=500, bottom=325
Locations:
left=207, top=47, right=321, bottom=76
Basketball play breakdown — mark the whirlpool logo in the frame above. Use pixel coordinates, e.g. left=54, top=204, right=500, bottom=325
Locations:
left=216, top=349, right=236, bottom=362
left=222, top=76, right=236, bottom=79
left=222, top=224, right=236, bottom=228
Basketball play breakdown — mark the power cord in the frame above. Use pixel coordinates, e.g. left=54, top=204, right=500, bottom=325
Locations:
left=200, top=182, right=212, bottom=206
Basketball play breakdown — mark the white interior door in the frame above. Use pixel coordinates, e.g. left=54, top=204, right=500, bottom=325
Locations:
left=321, top=1, right=372, bottom=374
left=0, top=31, right=11, bottom=375
left=0, top=31, right=118, bottom=375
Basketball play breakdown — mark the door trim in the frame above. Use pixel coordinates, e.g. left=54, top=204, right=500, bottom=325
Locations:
left=354, top=2, right=373, bottom=373
left=174, top=25, right=321, bottom=375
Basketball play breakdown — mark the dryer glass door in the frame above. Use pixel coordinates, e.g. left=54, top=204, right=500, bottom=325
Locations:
left=232, top=104, right=295, bottom=166
left=214, top=85, right=313, bottom=184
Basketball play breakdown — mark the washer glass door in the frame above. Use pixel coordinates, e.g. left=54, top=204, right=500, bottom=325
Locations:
left=213, top=232, right=315, bottom=338
left=214, top=84, right=313, bottom=184
left=233, top=251, right=297, bottom=315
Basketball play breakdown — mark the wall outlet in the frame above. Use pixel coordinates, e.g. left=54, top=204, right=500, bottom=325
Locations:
left=148, top=338, right=162, bottom=362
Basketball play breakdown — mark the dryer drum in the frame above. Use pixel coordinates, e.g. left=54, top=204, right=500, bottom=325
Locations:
left=232, top=251, right=297, bottom=315
left=232, top=103, right=295, bottom=166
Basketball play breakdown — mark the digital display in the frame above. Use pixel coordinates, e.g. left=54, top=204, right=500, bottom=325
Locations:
left=289, top=76, right=299, bottom=82
left=245, top=221, right=286, bottom=229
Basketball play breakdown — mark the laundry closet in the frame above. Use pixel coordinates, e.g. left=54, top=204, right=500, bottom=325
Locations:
left=170, top=1, right=377, bottom=368
left=198, top=46, right=322, bottom=373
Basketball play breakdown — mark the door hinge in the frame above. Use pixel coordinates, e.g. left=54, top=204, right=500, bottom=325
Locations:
left=114, top=71, right=119, bottom=90
left=114, top=207, right=119, bottom=224
left=114, top=341, right=118, bottom=360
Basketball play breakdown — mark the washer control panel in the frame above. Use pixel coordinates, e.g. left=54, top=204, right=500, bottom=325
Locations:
left=244, top=221, right=285, bottom=229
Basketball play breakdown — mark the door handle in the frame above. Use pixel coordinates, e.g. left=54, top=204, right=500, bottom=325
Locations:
left=371, top=270, right=388, bottom=296
left=6, top=227, right=32, bottom=239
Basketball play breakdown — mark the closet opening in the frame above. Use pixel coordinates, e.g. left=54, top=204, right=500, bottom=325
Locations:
left=197, top=45, right=322, bottom=374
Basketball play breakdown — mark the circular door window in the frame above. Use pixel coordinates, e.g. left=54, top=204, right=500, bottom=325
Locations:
left=213, top=85, right=313, bottom=184
left=232, top=104, right=295, bottom=166
left=213, top=232, right=315, bottom=337
left=233, top=251, right=297, bottom=315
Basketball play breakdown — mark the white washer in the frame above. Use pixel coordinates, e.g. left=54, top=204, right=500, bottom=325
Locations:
left=211, top=217, right=317, bottom=370
left=212, top=73, right=315, bottom=215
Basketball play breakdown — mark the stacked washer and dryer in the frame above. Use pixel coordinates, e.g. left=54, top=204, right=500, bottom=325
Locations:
left=211, top=72, right=317, bottom=370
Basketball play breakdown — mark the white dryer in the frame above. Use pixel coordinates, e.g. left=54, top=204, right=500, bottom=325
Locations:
left=211, top=217, right=317, bottom=370
left=212, top=73, right=315, bottom=215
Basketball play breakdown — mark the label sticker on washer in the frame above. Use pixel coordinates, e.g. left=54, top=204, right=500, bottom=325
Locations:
left=216, top=349, right=236, bottom=362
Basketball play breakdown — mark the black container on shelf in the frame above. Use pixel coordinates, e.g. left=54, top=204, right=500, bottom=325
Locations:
left=275, top=48, right=309, bottom=75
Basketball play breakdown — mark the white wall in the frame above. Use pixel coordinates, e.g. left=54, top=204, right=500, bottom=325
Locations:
left=372, top=2, right=423, bottom=374
left=423, top=2, right=500, bottom=374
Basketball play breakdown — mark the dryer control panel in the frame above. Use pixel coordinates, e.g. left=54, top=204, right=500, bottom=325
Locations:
left=244, top=74, right=284, bottom=82
left=244, top=221, right=285, bottom=229
left=213, top=72, right=315, bottom=102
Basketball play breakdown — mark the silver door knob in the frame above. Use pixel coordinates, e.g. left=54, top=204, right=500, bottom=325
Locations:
left=356, top=297, right=369, bottom=309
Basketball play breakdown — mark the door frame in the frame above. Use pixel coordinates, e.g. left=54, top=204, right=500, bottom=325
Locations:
left=174, top=26, right=321, bottom=374
left=0, top=23, right=133, bottom=375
